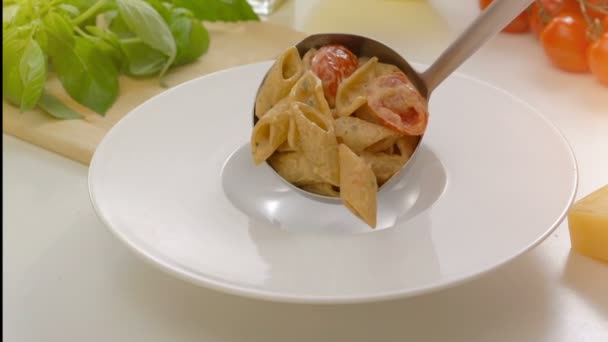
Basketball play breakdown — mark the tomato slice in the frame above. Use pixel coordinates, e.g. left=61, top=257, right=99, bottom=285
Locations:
left=310, top=44, right=359, bottom=107
left=366, top=72, right=429, bottom=136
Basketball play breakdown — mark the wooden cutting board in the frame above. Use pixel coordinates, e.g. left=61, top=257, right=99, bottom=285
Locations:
left=2, top=21, right=306, bottom=165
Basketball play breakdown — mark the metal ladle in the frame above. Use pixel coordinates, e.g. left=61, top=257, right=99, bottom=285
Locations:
left=254, top=0, right=534, bottom=202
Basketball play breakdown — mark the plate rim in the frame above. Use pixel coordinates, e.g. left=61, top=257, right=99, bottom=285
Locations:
left=88, top=61, right=578, bottom=304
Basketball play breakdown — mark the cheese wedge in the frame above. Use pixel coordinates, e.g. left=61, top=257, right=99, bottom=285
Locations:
left=567, top=185, right=608, bottom=263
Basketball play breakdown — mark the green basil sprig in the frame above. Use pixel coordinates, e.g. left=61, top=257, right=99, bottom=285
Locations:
left=2, top=0, right=259, bottom=118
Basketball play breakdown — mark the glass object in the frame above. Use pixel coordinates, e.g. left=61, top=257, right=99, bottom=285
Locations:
left=247, top=0, right=285, bottom=16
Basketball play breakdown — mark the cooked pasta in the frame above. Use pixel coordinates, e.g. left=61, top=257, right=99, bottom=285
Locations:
left=334, top=57, right=378, bottom=117
left=300, top=183, right=340, bottom=198
left=268, top=152, right=325, bottom=185
left=293, top=104, right=340, bottom=186
left=255, top=47, right=304, bottom=119
left=334, top=116, right=399, bottom=153
left=302, top=48, right=317, bottom=71
left=251, top=99, right=291, bottom=164
left=360, top=151, right=407, bottom=186
left=251, top=43, right=428, bottom=228
left=289, top=71, right=332, bottom=118
left=339, top=144, right=378, bottom=227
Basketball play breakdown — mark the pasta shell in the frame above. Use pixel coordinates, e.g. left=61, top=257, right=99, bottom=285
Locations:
left=339, top=144, right=377, bottom=228
left=255, top=47, right=304, bottom=119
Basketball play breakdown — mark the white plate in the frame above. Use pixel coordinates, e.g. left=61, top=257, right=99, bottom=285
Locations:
left=89, top=62, right=577, bottom=304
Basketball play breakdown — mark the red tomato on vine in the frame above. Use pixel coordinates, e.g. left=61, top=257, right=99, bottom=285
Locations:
left=540, top=14, right=591, bottom=72
left=529, top=0, right=581, bottom=38
left=587, top=17, right=608, bottom=85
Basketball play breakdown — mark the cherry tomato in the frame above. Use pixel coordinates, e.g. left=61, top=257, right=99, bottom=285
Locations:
left=587, top=32, right=608, bottom=85
left=560, top=0, right=584, bottom=13
left=585, top=0, right=607, bottom=21
left=530, top=3, right=548, bottom=38
left=540, top=14, right=590, bottom=72
left=479, top=0, right=530, bottom=33
left=529, top=0, right=580, bottom=38
left=366, top=72, right=428, bottom=136
left=310, top=44, right=358, bottom=107
left=556, top=0, right=606, bottom=20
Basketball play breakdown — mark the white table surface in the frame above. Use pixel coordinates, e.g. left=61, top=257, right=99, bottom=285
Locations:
left=4, top=0, right=608, bottom=341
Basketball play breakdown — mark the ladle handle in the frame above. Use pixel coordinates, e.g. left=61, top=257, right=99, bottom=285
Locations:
left=421, top=0, right=534, bottom=94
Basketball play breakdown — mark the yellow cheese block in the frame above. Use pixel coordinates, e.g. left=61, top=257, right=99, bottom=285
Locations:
left=568, top=185, right=608, bottom=263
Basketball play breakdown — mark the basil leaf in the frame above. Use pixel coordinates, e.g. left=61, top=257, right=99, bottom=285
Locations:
left=12, top=1, right=34, bottom=26
left=85, top=25, right=106, bottom=38
left=34, top=27, right=48, bottom=54
left=174, top=0, right=259, bottom=22
left=144, top=0, right=171, bottom=22
left=2, top=36, right=27, bottom=107
left=94, top=37, right=124, bottom=70
left=86, top=25, right=121, bottom=49
left=53, top=37, right=119, bottom=114
left=84, top=26, right=124, bottom=69
left=37, top=91, right=84, bottom=119
left=116, top=0, right=176, bottom=78
left=65, top=0, right=99, bottom=10
left=67, top=0, right=116, bottom=26
left=57, top=4, right=81, bottom=18
left=19, top=39, right=46, bottom=111
left=169, top=16, right=191, bottom=65
left=170, top=16, right=209, bottom=66
left=101, top=29, right=122, bottom=50
left=3, top=25, right=31, bottom=49
left=43, top=11, right=75, bottom=58
left=106, top=11, right=135, bottom=38
left=186, top=21, right=209, bottom=59
left=119, top=39, right=167, bottom=76
left=171, top=7, right=194, bottom=18
left=3, top=4, right=19, bottom=24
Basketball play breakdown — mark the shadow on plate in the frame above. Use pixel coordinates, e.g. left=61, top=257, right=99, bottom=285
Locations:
left=221, top=143, right=447, bottom=233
